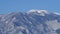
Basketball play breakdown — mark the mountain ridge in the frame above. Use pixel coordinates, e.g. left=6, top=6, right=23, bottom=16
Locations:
left=0, top=10, right=60, bottom=34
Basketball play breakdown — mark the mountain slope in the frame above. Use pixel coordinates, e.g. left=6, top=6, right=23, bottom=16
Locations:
left=0, top=10, right=60, bottom=34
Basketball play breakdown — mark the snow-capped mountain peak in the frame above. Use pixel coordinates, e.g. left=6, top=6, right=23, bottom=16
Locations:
left=27, top=10, right=49, bottom=16
left=27, top=10, right=48, bottom=14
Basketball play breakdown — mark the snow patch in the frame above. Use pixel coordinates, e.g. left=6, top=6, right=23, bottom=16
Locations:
left=54, top=12, right=60, bottom=15
left=46, top=20, right=60, bottom=30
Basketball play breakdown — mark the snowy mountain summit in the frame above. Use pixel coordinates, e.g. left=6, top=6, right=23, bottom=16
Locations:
left=28, top=10, right=48, bottom=13
left=0, top=10, right=60, bottom=34
left=27, top=10, right=49, bottom=16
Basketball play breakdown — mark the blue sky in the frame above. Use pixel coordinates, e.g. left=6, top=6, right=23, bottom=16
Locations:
left=0, top=0, right=60, bottom=14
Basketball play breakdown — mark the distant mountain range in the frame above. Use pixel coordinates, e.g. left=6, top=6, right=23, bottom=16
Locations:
left=0, top=10, right=60, bottom=34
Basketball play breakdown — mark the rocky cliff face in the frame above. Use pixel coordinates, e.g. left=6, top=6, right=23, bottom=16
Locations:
left=0, top=10, right=60, bottom=34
